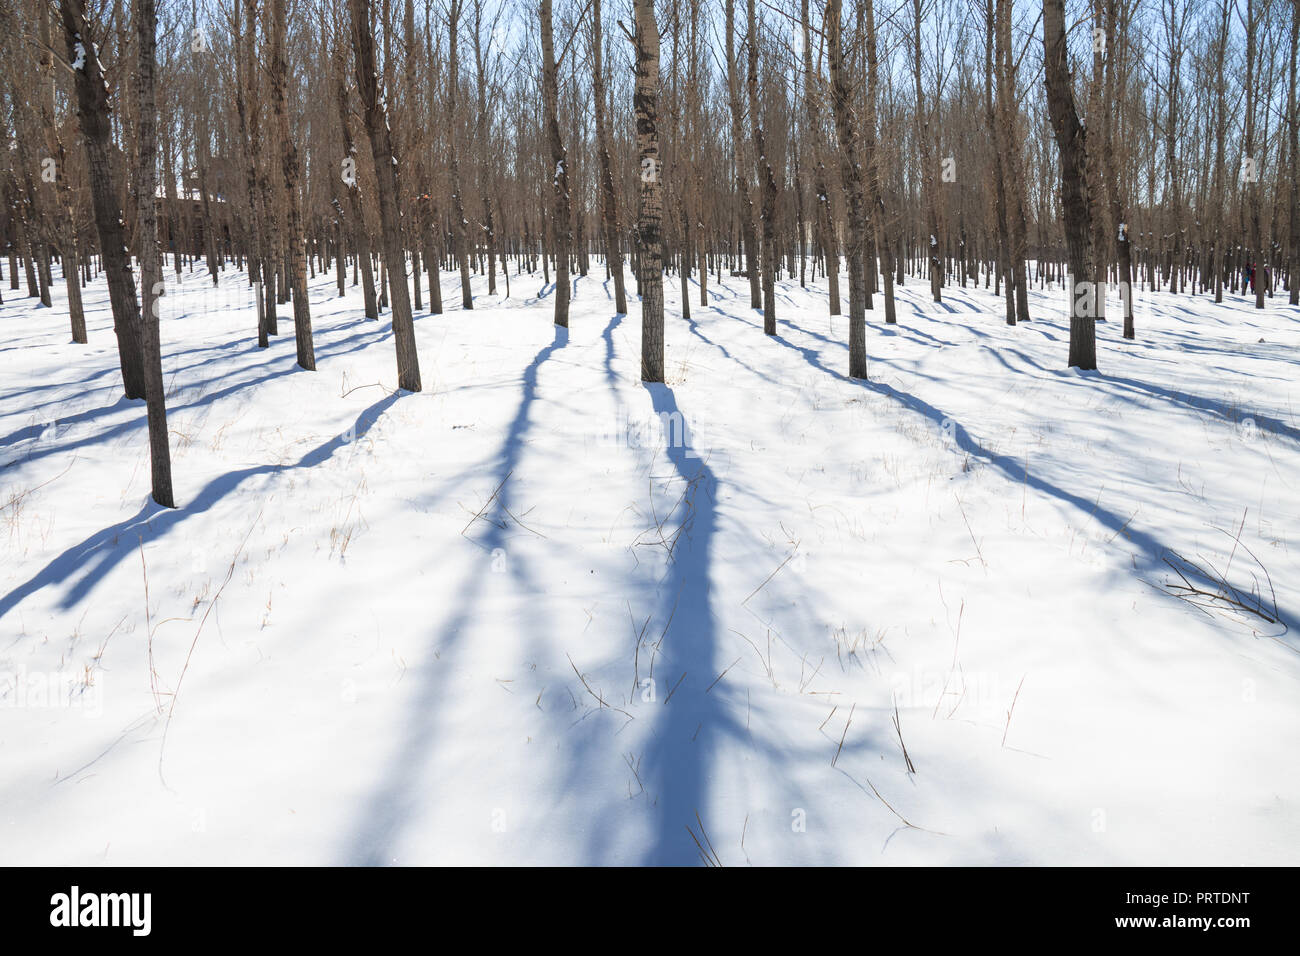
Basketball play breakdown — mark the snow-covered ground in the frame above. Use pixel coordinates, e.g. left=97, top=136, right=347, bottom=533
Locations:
left=2, top=259, right=1298, bottom=865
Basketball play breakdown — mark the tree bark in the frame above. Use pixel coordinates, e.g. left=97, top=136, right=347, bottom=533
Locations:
left=725, top=0, right=760, bottom=310
left=35, top=5, right=86, bottom=342
left=1288, top=0, right=1299, bottom=305
left=634, top=0, right=664, bottom=382
left=863, top=0, right=896, bottom=325
left=1244, top=0, right=1264, bottom=309
left=997, top=0, right=1031, bottom=323
left=58, top=0, right=146, bottom=399
left=541, top=0, right=571, bottom=327
left=801, top=0, right=840, bottom=317
left=271, top=0, right=315, bottom=368
left=592, top=0, right=627, bottom=315
left=1043, top=0, right=1098, bottom=370
left=825, top=0, right=867, bottom=378
left=910, top=0, right=942, bottom=303
left=448, top=0, right=474, bottom=310
left=1209, top=0, right=1229, bottom=304
left=985, top=0, right=1015, bottom=325
left=1102, top=0, right=1136, bottom=338
left=134, top=0, right=174, bottom=506
left=333, top=26, right=379, bottom=320
left=472, top=0, right=498, bottom=298
left=350, top=0, right=423, bottom=391
left=746, top=0, right=779, bottom=333
left=235, top=0, right=273, bottom=346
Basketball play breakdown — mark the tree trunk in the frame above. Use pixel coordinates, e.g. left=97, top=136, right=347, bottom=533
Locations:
left=333, top=29, right=379, bottom=320
left=1103, top=0, right=1135, bottom=338
left=1244, top=0, right=1264, bottom=309
left=134, top=0, right=174, bottom=507
left=58, top=0, right=146, bottom=399
left=350, top=0, right=423, bottom=391
left=448, top=0, right=474, bottom=310
left=235, top=0, right=272, bottom=347
left=271, top=0, right=315, bottom=368
left=801, top=0, right=840, bottom=317
left=825, top=0, right=867, bottom=378
left=997, top=0, right=1031, bottom=323
left=423, top=21, right=444, bottom=316
left=592, top=0, right=627, bottom=315
left=1209, top=0, right=1229, bottom=304
left=634, top=0, right=664, bottom=382
left=985, top=0, right=1015, bottom=325
left=725, top=0, right=761, bottom=310
left=863, top=0, right=896, bottom=325
left=1288, top=0, right=1299, bottom=305
left=1042, top=0, right=1098, bottom=370
left=34, top=6, right=87, bottom=342
left=472, top=2, right=499, bottom=299
left=541, top=0, right=571, bottom=328
left=911, top=0, right=942, bottom=303
left=746, top=0, right=779, bottom=333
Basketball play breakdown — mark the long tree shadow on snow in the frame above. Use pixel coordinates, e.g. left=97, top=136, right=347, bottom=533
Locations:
left=605, top=381, right=881, bottom=864
left=770, top=313, right=1297, bottom=637
left=0, top=391, right=403, bottom=624
left=1086, top=372, right=1300, bottom=447
left=634, top=382, right=725, bottom=865
left=0, top=322, right=391, bottom=465
left=342, top=325, right=569, bottom=864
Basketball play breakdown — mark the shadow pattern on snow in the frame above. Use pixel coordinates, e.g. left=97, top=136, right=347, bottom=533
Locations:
left=635, top=381, right=725, bottom=865
left=768, top=313, right=1297, bottom=637
left=1, top=322, right=390, bottom=466
left=0, top=392, right=402, bottom=623
left=342, top=325, right=569, bottom=865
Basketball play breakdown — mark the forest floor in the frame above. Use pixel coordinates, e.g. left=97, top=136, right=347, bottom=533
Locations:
left=2, top=259, right=1299, bottom=865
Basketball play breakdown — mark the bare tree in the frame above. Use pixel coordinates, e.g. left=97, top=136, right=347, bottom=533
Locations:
left=1289, top=0, right=1299, bottom=305
left=332, top=18, right=379, bottom=320
left=824, top=0, right=867, bottom=378
left=540, top=0, right=571, bottom=327
left=34, top=3, right=86, bottom=341
left=746, top=0, right=779, bottom=333
left=1102, top=0, right=1136, bottom=337
left=996, top=0, right=1030, bottom=323
left=633, top=0, right=664, bottom=381
left=1208, top=0, right=1230, bottom=304
left=234, top=0, right=273, bottom=345
left=724, top=0, right=760, bottom=310
left=270, top=0, right=315, bottom=369
left=422, top=14, right=445, bottom=316
left=472, top=0, right=500, bottom=297
left=984, top=0, right=1014, bottom=324
left=592, top=0, right=627, bottom=314
left=1158, top=0, right=1186, bottom=295
left=349, top=0, right=423, bottom=391
left=134, top=0, right=174, bottom=506
left=1043, top=0, right=1098, bottom=370
left=863, top=0, right=896, bottom=325
left=56, top=0, right=146, bottom=398
left=800, top=0, right=840, bottom=317
left=448, top=0, right=474, bottom=310
left=910, top=0, right=942, bottom=303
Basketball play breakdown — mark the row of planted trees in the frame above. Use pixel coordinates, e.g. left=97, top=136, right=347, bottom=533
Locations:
left=2, top=0, right=1298, bottom=505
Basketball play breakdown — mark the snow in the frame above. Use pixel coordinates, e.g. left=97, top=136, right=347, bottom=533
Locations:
left=2, top=262, right=1298, bottom=865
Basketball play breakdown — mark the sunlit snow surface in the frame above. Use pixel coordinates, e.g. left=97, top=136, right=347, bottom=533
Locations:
left=1, top=261, right=1298, bottom=865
